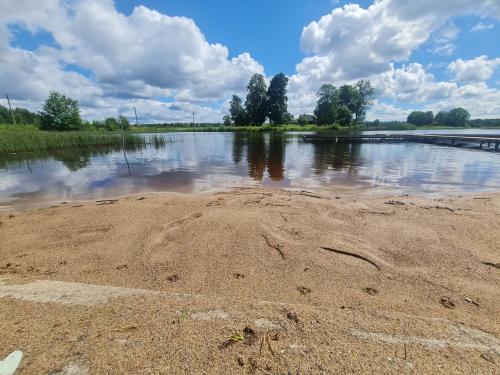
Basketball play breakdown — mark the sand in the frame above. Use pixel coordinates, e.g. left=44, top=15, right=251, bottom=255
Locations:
left=0, top=187, right=499, bottom=374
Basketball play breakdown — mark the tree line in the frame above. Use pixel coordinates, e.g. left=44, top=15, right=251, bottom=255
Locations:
left=407, top=108, right=471, bottom=127
left=0, top=105, right=40, bottom=125
left=227, top=74, right=375, bottom=127
left=228, top=73, right=291, bottom=126
left=1, top=92, right=130, bottom=131
left=313, top=81, right=374, bottom=126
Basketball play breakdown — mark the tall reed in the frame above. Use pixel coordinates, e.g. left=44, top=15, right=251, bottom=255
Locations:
left=0, top=130, right=146, bottom=154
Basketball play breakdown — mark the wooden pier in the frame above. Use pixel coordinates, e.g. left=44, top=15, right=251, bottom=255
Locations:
left=302, top=133, right=500, bottom=151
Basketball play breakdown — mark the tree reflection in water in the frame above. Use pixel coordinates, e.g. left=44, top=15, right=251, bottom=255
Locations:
left=312, top=142, right=361, bottom=175
left=232, top=132, right=287, bottom=181
left=232, top=131, right=362, bottom=181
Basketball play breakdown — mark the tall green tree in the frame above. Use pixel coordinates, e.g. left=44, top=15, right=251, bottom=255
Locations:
left=117, top=115, right=130, bottom=130
left=407, top=111, right=430, bottom=126
left=265, top=73, right=289, bottom=125
left=336, top=107, right=353, bottom=127
left=245, top=73, right=267, bottom=125
left=104, top=117, right=118, bottom=131
left=0, top=105, right=10, bottom=124
left=338, top=85, right=360, bottom=117
left=354, top=80, right=375, bottom=122
left=435, top=111, right=448, bottom=126
left=223, top=115, right=232, bottom=126
left=229, top=95, right=248, bottom=126
left=314, top=84, right=339, bottom=125
left=425, top=111, right=434, bottom=125
left=40, top=91, right=82, bottom=131
left=447, top=108, right=470, bottom=127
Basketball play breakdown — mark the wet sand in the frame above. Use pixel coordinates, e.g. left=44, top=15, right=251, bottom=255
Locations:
left=0, top=188, right=499, bottom=374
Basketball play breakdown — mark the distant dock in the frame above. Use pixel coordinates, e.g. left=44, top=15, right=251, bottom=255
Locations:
left=302, top=133, right=500, bottom=151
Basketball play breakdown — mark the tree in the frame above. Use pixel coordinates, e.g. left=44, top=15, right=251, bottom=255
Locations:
left=118, top=115, right=130, bottom=130
left=13, top=108, right=40, bottom=125
left=297, top=114, right=309, bottom=125
left=447, top=107, right=470, bottom=127
left=104, top=117, right=118, bottom=131
left=336, top=107, right=353, bottom=127
left=283, top=112, right=294, bottom=124
left=40, top=91, right=82, bottom=131
left=338, top=85, right=360, bottom=118
left=407, top=111, right=429, bottom=126
left=435, top=111, right=448, bottom=126
left=354, top=80, right=375, bottom=122
left=245, top=73, right=267, bottom=125
left=223, top=115, right=232, bottom=126
left=0, top=105, right=10, bottom=124
left=229, top=95, right=248, bottom=126
left=425, top=111, right=434, bottom=125
left=314, top=84, right=339, bottom=125
left=265, top=73, right=289, bottom=125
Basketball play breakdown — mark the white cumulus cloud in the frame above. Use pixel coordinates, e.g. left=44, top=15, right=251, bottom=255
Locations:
left=0, top=0, right=264, bottom=122
left=448, top=56, right=500, bottom=84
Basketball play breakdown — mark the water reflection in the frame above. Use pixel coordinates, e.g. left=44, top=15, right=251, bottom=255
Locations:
left=312, top=142, right=361, bottom=175
left=232, top=133, right=287, bottom=181
left=0, top=144, right=139, bottom=173
left=1, top=131, right=500, bottom=210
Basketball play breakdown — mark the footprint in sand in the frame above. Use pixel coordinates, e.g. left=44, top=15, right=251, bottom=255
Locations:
left=150, top=212, right=204, bottom=246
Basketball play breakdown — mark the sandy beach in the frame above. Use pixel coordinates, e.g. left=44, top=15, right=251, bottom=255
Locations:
left=0, top=187, right=499, bottom=374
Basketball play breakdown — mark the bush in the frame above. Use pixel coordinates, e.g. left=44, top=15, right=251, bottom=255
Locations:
left=40, top=92, right=82, bottom=131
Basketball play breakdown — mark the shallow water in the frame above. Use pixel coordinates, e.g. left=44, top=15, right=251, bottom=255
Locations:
left=1, top=129, right=499, bottom=210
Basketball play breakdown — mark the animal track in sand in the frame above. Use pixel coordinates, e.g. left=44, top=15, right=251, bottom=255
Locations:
left=77, top=225, right=113, bottom=235
left=165, top=212, right=203, bottom=231
left=350, top=324, right=500, bottom=353
left=150, top=212, right=204, bottom=246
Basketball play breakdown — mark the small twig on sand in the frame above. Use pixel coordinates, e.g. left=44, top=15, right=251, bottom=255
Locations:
left=279, top=211, right=288, bottom=222
left=473, top=197, right=491, bottom=200
left=298, top=192, right=330, bottom=200
left=435, top=206, right=455, bottom=212
left=262, top=234, right=285, bottom=259
left=258, top=332, right=275, bottom=356
left=359, top=209, right=395, bottom=216
left=482, top=262, right=500, bottom=269
left=420, top=205, right=455, bottom=212
left=385, top=200, right=405, bottom=206
left=320, top=246, right=380, bottom=271
left=266, top=332, right=275, bottom=356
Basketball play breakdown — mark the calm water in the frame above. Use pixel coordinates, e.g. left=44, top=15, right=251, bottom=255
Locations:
left=1, top=130, right=499, bottom=210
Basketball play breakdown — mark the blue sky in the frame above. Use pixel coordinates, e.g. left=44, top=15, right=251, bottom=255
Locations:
left=115, top=0, right=357, bottom=75
left=1, top=0, right=500, bottom=122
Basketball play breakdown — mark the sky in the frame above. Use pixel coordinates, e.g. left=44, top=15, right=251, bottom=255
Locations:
left=1, top=0, right=500, bottom=123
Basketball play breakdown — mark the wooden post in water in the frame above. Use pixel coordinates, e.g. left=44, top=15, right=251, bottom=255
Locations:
left=5, top=94, right=16, bottom=125
left=134, top=106, right=139, bottom=126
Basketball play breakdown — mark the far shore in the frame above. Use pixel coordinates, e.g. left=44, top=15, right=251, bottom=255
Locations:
left=1, top=187, right=499, bottom=374
left=2, top=123, right=499, bottom=155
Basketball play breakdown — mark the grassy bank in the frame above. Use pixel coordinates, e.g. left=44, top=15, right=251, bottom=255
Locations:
left=0, top=127, right=146, bottom=154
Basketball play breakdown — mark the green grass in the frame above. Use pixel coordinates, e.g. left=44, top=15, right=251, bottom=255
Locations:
left=0, top=128, right=146, bottom=154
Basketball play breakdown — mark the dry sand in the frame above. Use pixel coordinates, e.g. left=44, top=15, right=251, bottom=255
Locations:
left=0, top=187, right=499, bottom=374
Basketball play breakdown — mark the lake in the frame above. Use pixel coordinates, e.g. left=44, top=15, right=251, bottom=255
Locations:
left=1, top=129, right=499, bottom=210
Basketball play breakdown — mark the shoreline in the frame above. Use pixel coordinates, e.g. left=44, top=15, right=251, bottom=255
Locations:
left=1, top=187, right=499, bottom=373
left=3, top=185, right=496, bottom=213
